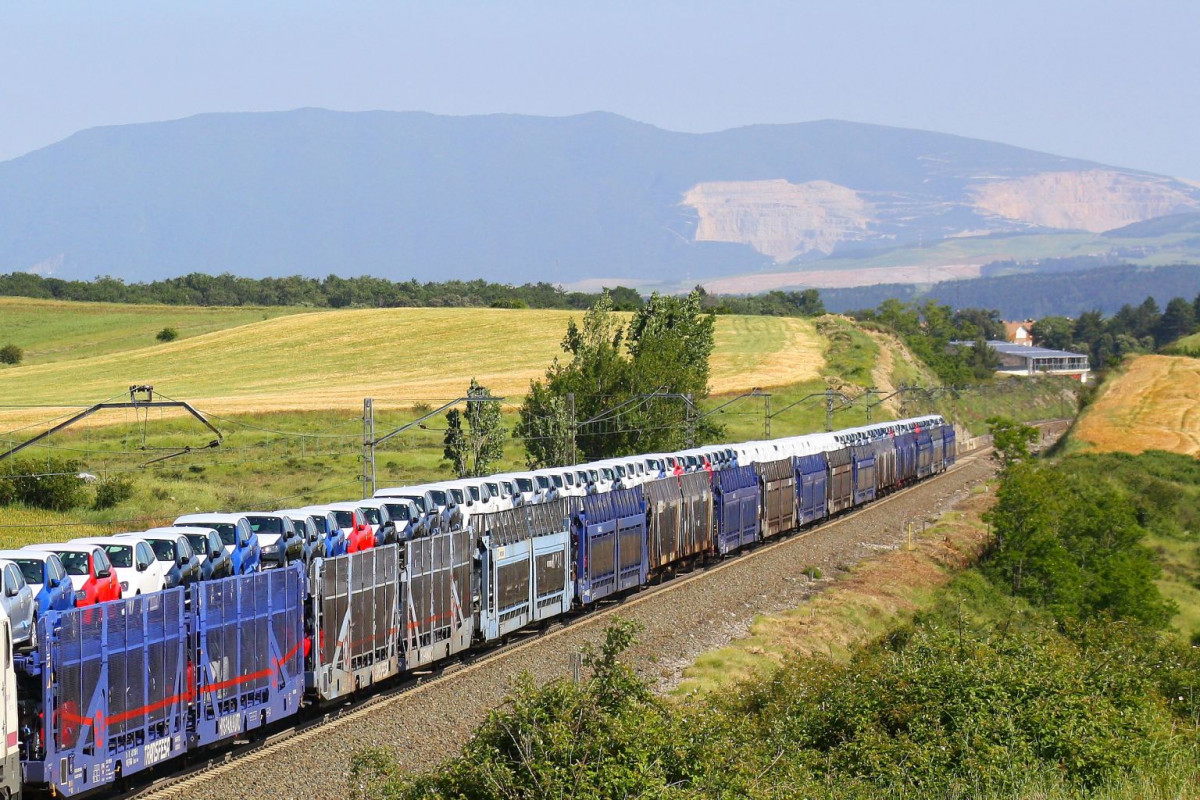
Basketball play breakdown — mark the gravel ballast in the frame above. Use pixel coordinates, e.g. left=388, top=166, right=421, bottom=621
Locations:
left=167, top=446, right=1006, bottom=800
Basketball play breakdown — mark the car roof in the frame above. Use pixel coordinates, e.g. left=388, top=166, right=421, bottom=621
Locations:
left=324, top=501, right=369, bottom=510
left=149, top=526, right=216, bottom=537
left=175, top=512, right=247, bottom=523
left=70, top=536, right=142, bottom=547
left=276, top=508, right=318, bottom=517
left=117, top=530, right=183, bottom=541
left=25, top=542, right=97, bottom=554
left=0, top=549, right=56, bottom=563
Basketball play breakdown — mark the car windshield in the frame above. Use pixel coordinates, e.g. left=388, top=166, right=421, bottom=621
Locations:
left=428, top=490, right=447, bottom=507
left=616, top=466, right=627, bottom=477
left=194, top=522, right=237, bottom=547
left=383, top=504, right=411, bottom=521
left=310, top=516, right=329, bottom=533
left=485, top=483, right=499, bottom=495
left=332, top=511, right=355, bottom=528
left=247, top=516, right=283, bottom=534
left=516, top=478, right=533, bottom=493
left=101, top=544, right=134, bottom=568
left=184, top=534, right=210, bottom=555
left=148, top=540, right=176, bottom=561
left=57, top=551, right=90, bottom=576
left=469, top=487, right=481, bottom=501
left=361, top=508, right=382, bottom=525
left=552, top=475, right=563, bottom=488
left=536, top=476, right=551, bottom=490
left=402, top=496, right=427, bottom=513
left=450, top=489, right=465, bottom=504
left=13, top=559, right=43, bottom=586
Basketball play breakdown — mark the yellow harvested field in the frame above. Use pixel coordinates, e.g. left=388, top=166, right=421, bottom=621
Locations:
left=1073, top=355, right=1200, bottom=455
left=0, top=308, right=824, bottom=425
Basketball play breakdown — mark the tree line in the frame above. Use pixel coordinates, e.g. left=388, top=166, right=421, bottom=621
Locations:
left=0, top=271, right=647, bottom=311
left=1031, top=294, right=1200, bottom=367
left=0, top=271, right=830, bottom=318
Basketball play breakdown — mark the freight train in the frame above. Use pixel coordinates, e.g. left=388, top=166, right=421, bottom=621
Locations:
left=0, top=415, right=955, bottom=798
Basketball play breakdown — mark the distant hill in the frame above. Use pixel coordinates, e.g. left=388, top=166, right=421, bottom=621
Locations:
left=820, top=263, right=1200, bottom=318
left=0, top=109, right=1197, bottom=285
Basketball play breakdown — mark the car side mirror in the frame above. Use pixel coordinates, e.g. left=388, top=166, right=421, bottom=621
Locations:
left=96, top=567, right=111, bottom=579
left=5, top=585, right=17, bottom=598
left=137, top=561, right=148, bottom=572
left=178, top=553, right=189, bottom=567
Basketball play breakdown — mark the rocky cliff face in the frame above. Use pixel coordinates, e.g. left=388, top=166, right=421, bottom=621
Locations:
left=681, top=168, right=1200, bottom=264
left=683, top=179, right=872, bottom=262
left=969, top=170, right=1200, bottom=232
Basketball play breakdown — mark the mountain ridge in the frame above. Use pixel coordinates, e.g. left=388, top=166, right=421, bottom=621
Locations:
left=0, top=109, right=1195, bottom=286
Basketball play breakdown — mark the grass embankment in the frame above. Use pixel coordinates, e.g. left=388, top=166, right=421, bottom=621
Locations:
left=1072, top=354, right=1200, bottom=456
left=0, top=296, right=303, bottom=364
left=677, top=483, right=995, bottom=694
left=1064, top=355, right=1200, bottom=637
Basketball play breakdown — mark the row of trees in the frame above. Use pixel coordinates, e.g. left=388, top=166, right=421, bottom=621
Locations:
left=0, top=271, right=646, bottom=311
left=1032, top=294, right=1200, bottom=367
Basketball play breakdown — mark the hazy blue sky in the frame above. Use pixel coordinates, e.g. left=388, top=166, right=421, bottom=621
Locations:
left=3, top=1, right=1197, bottom=178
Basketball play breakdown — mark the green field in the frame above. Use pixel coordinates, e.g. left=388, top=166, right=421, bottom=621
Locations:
left=0, top=296, right=304, bottom=364
left=0, top=305, right=824, bottom=427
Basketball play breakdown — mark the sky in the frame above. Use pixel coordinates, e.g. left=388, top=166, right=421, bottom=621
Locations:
left=2, top=1, right=1198, bottom=179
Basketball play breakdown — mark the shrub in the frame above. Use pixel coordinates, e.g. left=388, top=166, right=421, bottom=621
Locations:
left=982, top=460, right=1176, bottom=628
left=0, top=343, right=22, bottom=365
left=0, top=458, right=85, bottom=511
left=803, top=565, right=823, bottom=579
left=92, top=475, right=135, bottom=510
left=155, top=327, right=179, bottom=342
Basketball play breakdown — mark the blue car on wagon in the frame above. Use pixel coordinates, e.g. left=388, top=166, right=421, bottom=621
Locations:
left=173, top=513, right=262, bottom=574
left=0, top=549, right=75, bottom=616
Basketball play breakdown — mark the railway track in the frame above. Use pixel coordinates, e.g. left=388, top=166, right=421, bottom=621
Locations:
left=115, top=438, right=1017, bottom=800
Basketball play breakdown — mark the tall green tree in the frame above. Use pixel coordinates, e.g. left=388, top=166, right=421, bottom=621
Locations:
left=516, top=290, right=718, bottom=466
left=443, top=379, right=506, bottom=477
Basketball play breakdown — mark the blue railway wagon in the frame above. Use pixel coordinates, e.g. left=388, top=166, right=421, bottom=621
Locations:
left=794, top=453, right=828, bottom=525
left=895, top=432, right=918, bottom=484
left=930, top=425, right=946, bottom=472
left=476, top=499, right=573, bottom=640
left=191, top=565, right=306, bottom=747
left=401, top=526, right=473, bottom=669
left=21, top=591, right=188, bottom=797
left=714, top=465, right=760, bottom=555
left=757, top=458, right=797, bottom=539
left=944, top=425, right=957, bottom=466
left=308, top=545, right=401, bottom=701
left=916, top=428, right=935, bottom=478
left=572, top=488, right=647, bottom=605
left=826, top=447, right=854, bottom=514
left=850, top=444, right=876, bottom=506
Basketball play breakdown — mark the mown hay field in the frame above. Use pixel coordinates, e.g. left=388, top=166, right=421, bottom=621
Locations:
left=0, top=296, right=303, bottom=364
left=0, top=307, right=824, bottom=426
left=1073, top=355, right=1200, bottom=456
